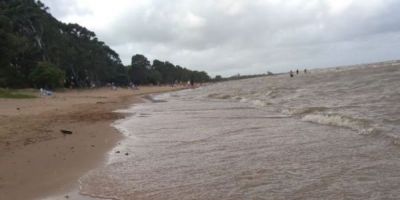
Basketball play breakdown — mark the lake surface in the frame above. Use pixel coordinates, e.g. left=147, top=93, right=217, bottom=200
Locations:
left=80, top=62, right=400, bottom=200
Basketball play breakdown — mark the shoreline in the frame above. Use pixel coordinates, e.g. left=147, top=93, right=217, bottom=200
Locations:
left=0, top=86, right=182, bottom=200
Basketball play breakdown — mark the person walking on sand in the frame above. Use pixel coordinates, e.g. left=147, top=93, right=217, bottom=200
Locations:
left=304, top=68, right=307, bottom=74
left=296, top=69, right=299, bottom=75
left=290, top=70, right=294, bottom=77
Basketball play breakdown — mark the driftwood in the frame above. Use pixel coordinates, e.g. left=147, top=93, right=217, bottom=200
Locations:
left=60, top=129, right=73, bottom=135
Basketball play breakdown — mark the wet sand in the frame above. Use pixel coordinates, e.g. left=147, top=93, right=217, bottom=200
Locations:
left=0, top=86, right=182, bottom=200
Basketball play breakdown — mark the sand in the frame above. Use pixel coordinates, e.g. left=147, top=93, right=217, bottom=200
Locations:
left=0, top=86, right=182, bottom=200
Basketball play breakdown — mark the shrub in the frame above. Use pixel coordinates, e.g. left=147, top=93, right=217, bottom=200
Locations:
left=29, top=62, right=65, bottom=89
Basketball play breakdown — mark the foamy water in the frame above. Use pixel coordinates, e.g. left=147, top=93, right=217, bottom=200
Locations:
left=79, top=62, right=400, bottom=199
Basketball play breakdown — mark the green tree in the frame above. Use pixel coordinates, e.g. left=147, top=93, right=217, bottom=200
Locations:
left=214, top=75, right=223, bottom=82
left=131, top=54, right=150, bottom=69
left=147, top=70, right=162, bottom=85
left=0, top=0, right=127, bottom=88
left=130, top=54, right=151, bottom=84
left=29, top=61, right=65, bottom=88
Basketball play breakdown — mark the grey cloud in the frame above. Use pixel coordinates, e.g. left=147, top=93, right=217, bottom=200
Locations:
left=43, top=0, right=400, bottom=76
left=43, top=0, right=92, bottom=19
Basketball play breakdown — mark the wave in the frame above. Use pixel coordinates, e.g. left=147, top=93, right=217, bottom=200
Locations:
left=207, top=93, right=232, bottom=99
left=283, top=107, right=329, bottom=116
left=302, top=113, right=379, bottom=135
left=143, top=94, right=168, bottom=103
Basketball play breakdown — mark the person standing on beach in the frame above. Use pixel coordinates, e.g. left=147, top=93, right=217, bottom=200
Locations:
left=296, top=69, right=299, bottom=75
left=304, top=69, right=307, bottom=74
left=290, top=70, right=294, bottom=77
left=190, top=79, right=194, bottom=88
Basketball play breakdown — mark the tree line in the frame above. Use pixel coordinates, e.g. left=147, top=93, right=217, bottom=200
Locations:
left=128, top=54, right=209, bottom=85
left=0, top=0, right=210, bottom=89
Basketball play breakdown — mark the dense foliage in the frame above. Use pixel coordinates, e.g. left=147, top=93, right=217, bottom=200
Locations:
left=129, top=54, right=210, bottom=85
left=0, top=0, right=210, bottom=88
left=0, top=0, right=126, bottom=88
left=29, top=61, right=64, bottom=88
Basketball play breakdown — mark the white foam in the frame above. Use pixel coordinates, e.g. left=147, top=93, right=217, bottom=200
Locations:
left=251, top=99, right=266, bottom=107
left=111, top=119, right=132, bottom=137
left=239, top=98, right=249, bottom=103
left=302, top=113, right=376, bottom=134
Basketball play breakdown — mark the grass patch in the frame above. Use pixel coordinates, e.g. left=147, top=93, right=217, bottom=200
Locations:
left=0, top=88, right=37, bottom=99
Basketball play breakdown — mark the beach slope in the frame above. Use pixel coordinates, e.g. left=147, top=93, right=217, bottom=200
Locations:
left=0, top=86, right=180, bottom=200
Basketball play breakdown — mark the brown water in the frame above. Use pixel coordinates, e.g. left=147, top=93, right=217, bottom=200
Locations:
left=79, top=62, right=400, bottom=199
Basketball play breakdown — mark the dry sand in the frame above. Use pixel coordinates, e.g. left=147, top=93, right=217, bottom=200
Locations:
left=0, top=86, right=182, bottom=200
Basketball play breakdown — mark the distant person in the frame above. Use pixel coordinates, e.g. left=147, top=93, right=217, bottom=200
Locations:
left=304, top=69, right=307, bottom=74
left=70, top=76, right=75, bottom=88
left=85, top=76, right=90, bottom=87
left=111, top=82, right=117, bottom=90
left=190, top=79, right=194, bottom=87
left=129, top=82, right=136, bottom=90
left=296, top=69, right=299, bottom=75
left=290, top=70, right=294, bottom=78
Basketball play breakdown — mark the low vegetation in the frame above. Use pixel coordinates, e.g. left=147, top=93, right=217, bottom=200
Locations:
left=0, top=88, right=36, bottom=99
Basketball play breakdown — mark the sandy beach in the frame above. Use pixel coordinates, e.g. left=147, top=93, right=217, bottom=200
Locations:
left=0, top=86, right=182, bottom=200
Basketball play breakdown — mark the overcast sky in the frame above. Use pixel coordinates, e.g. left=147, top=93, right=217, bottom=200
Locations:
left=42, top=0, right=400, bottom=76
